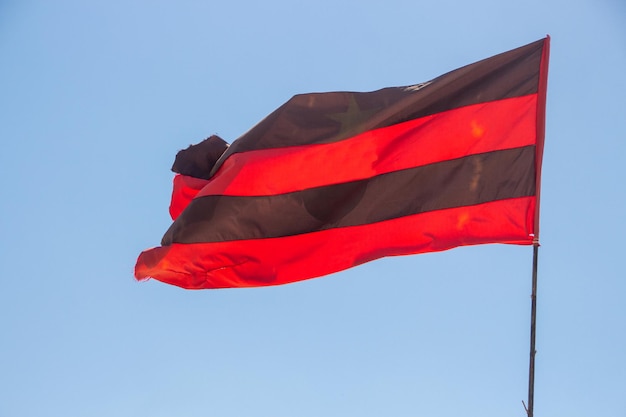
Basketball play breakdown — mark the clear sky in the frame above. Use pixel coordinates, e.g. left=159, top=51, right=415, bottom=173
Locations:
left=1, top=1, right=624, bottom=416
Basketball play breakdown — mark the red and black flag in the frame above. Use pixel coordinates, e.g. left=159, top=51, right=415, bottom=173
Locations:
left=136, top=37, right=550, bottom=289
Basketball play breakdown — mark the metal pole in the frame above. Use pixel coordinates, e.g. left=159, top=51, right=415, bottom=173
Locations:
left=524, top=243, right=539, bottom=417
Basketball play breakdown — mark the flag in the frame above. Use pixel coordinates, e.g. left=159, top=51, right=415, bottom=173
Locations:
left=135, top=37, right=550, bottom=289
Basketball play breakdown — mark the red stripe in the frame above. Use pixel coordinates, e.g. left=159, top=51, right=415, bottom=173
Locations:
left=169, top=174, right=210, bottom=220
left=136, top=196, right=536, bottom=289
left=197, top=95, right=538, bottom=197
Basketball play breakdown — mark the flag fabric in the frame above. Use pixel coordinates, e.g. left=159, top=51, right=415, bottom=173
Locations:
left=135, top=37, right=550, bottom=289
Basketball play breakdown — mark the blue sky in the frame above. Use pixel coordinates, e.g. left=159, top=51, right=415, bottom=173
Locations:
left=1, top=1, right=624, bottom=416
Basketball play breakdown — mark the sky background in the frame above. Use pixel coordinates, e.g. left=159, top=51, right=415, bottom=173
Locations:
left=1, top=1, right=625, bottom=416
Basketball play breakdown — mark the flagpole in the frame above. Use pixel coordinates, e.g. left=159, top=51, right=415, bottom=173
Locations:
left=524, top=242, right=539, bottom=417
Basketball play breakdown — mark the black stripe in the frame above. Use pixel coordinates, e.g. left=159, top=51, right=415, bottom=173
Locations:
left=163, top=146, right=536, bottom=245
left=171, top=135, right=229, bottom=179
left=209, top=39, right=544, bottom=177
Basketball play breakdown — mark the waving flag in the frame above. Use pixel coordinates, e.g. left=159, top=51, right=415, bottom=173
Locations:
left=136, top=37, right=550, bottom=289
